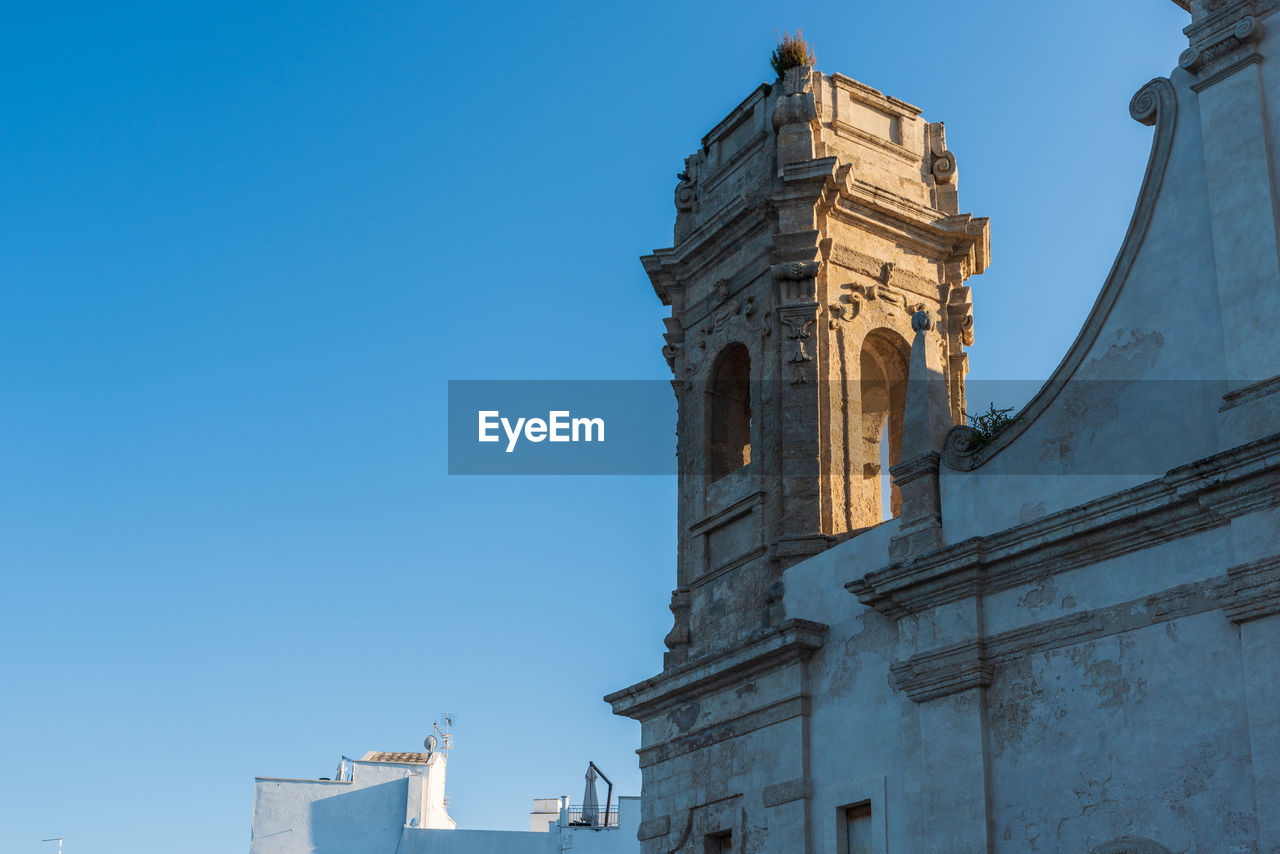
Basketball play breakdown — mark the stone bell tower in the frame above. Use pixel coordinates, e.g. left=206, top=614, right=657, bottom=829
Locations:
left=643, top=64, right=990, bottom=666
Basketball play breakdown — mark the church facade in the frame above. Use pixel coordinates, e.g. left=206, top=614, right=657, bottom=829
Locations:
left=606, top=2, right=1280, bottom=851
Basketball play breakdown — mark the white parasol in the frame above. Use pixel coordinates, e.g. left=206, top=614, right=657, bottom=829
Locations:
left=580, top=763, right=600, bottom=826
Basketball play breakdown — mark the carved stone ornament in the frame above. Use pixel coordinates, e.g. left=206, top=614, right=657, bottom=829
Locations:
left=782, top=315, right=815, bottom=340
left=673, top=151, right=705, bottom=243
left=1129, top=82, right=1165, bottom=126
left=783, top=64, right=813, bottom=96
left=911, top=309, right=934, bottom=333
left=772, top=66, right=819, bottom=129
left=664, top=588, right=691, bottom=650
left=931, top=149, right=957, bottom=183
left=675, top=177, right=696, bottom=214
left=949, top=287, right=976, bottom=346
left=685, top=332, right=708, bottom=375
left=674, top=152, right=702, bottom=214
left=1178, top=8, right=1264, bottom=84
left=771, top=260, right=821, bottom=281
left=660, top=315, right=685, bottom=373
left=828, top=297, right=859, bottom=327
left=711, top=298, right=741, bottom=333
left=941, top=423, right=987, bottom=471
left=781, top=313, right=815, bottom=383
left=838, top=276, right=926, bottom=319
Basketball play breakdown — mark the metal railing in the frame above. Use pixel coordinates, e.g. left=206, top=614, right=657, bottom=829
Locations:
left=565, top=806, right=619, bottom=827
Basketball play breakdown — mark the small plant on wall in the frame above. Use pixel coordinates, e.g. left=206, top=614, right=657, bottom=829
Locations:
left=770, top=29, right=816, bottom=78
left=967, top=402, right=1019, bottom=447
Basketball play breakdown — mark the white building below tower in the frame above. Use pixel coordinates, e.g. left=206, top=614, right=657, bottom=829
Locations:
left=250, top=747, right=639, bottom=854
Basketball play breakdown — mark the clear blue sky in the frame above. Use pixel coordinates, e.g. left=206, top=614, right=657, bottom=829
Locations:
left=0, top=2, right=1189, bottom=851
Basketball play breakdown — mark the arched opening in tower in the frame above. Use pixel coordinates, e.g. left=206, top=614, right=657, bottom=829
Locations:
left=707, top=343, right=752, bottom=481
left=859, top=329, right=909, bottom=522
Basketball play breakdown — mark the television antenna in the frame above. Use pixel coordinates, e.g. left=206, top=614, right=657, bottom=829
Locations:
left=432, top=711, right=455, bottom=752
left=42, top=837, right=63, bottom=854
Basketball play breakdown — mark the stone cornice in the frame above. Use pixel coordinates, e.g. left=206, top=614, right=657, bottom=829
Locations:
left=1221, top=373, right=1280, bottom=411
left=827, top=245, right=941, bottom=300
left=942, top=77, right=1177, bottom=472
left=642, top=195, right=770, bottom=305
left=1181, top=3, right=1265, bottom=92
left=889, top=639, right=992, bottom=702
left=891, top=578, right=1226, bottom=703
left=636, top=696, right=809, bottom=768
left=849, top=432, right=1280, bottom=618
left=830, top=189, right=989, bottom=274
left=827, top=73, right=922, bottom=118
left=889, top=452, right=941, bottom=486
left=830, top=119, right=921, bottom=165
left=773, top=156, right=988, bottom=273
left=1220, top=554, right=1280, bottom=622
left=689, top=490, right=765, bottom=537
left=605, top=619, right=829, bottom=721
left=700, top=83, right=772, bottom=150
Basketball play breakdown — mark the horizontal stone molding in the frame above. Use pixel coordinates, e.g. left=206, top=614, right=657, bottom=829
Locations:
left=762, top=777, right=812, bottom=807
left=1221, top=555, right=1280, bottom=623
left=635, top=696, right=810, bottom=769
left=690, top=546, right=768, bottom=590
left=830, top=118, right=919, bottom=165
left=889, top=578, right=1228, bottom=703
left=827, top=245, right=940, bottom=301
left=987, top=579, right=1223, bottom=662
left=849, top=431, right=1280, bottom=618
left=606, top=619, right=828, bottom=721
left=1181, top=1, right=1266, bottom=91
left=770, top=532, right=838, bottom=561
left=642, top=196, right=771, bottom=304
left=636, top=815, right=671, bottom=841
left=1221, top=373, right=1280, bottom=411
left=889, top=451, right=940, bottom=487
left=827, top=73, right=922, bottom=118
left=689, top=491, right=763, bottom=536
left=890, top=639, right=991, bottom=702
left=829, top=181, right=989, bottom=269
left=701, top=83, right=771, bottom=150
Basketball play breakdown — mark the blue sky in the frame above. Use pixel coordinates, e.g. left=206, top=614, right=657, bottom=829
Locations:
left=0, top=2, right=1190, bottom=851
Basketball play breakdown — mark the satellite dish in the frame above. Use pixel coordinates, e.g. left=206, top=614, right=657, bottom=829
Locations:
left=424, top=734, right=439, bottom=753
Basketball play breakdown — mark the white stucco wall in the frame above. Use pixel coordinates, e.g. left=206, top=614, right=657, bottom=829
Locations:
left=250, top=758, right=639, bottom=854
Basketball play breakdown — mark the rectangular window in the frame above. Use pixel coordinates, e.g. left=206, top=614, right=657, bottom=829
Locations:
left=842, top=802, right=872, bottom=854
left=705, top=830, right=732, bottom=853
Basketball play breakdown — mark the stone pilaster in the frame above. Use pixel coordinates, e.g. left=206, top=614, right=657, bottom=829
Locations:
left=891, top=598, right=993, bottom=853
